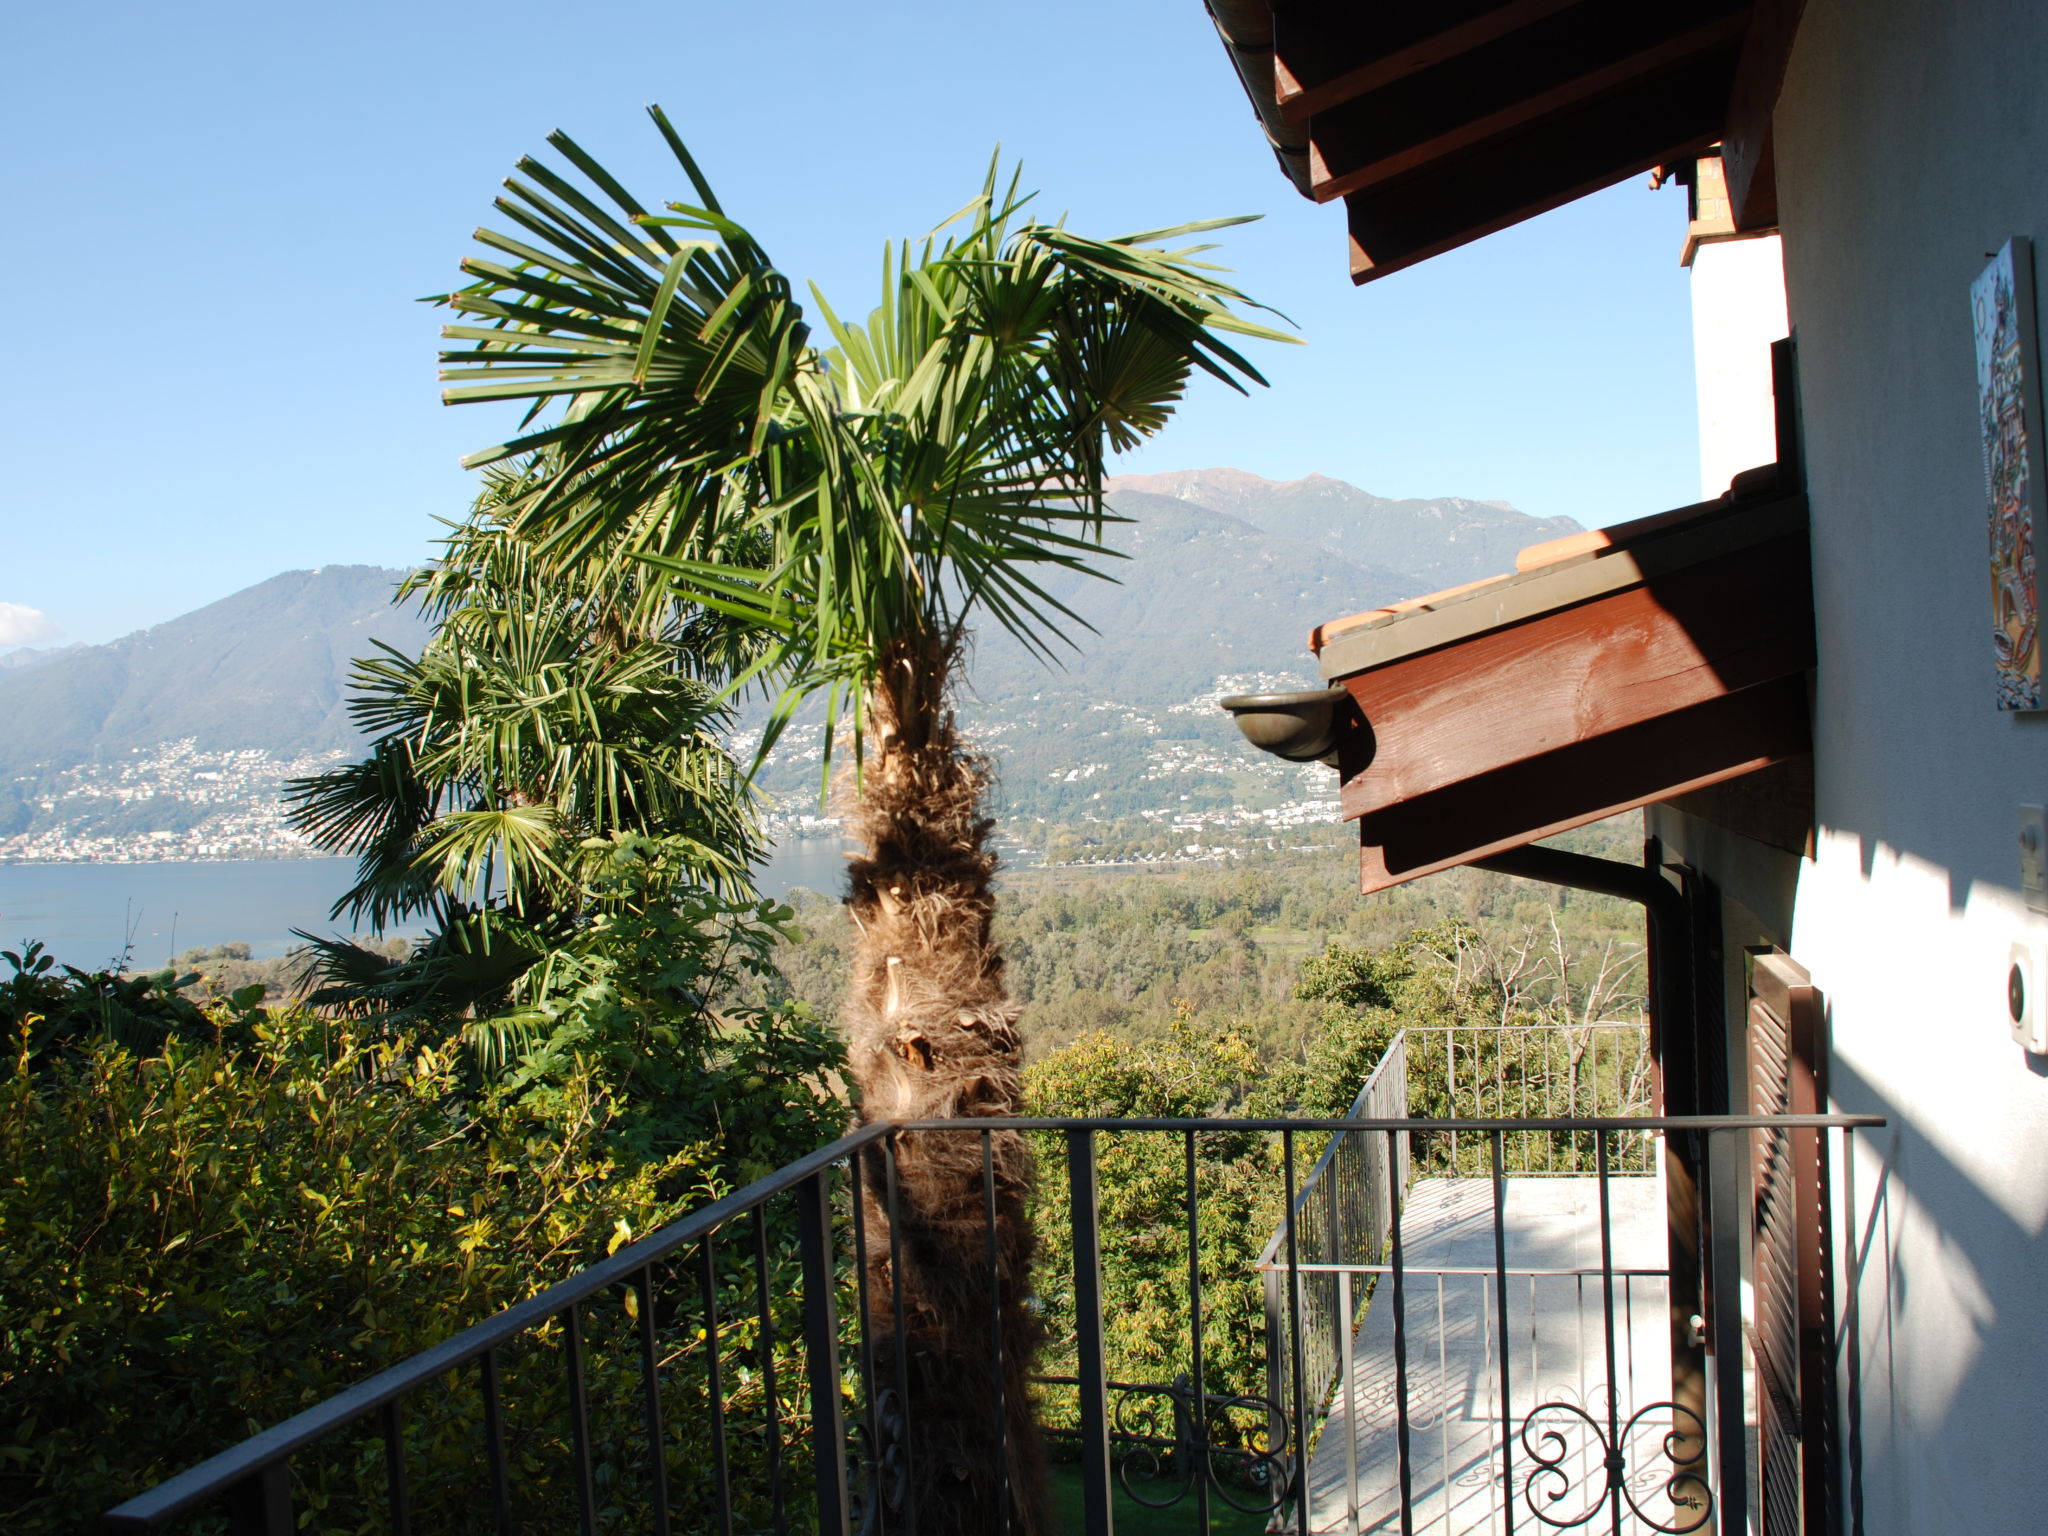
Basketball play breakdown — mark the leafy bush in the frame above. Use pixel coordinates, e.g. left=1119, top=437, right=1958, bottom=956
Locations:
left=0, top=869, right=848, bottom=1533
left=1025, top=1007, right=1277, bottom=1437
left=1, top=940, right=265, bottom=1074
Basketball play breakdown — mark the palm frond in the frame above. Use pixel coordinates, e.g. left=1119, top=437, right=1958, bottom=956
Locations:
left=439, top=115, right=1289, bottom=778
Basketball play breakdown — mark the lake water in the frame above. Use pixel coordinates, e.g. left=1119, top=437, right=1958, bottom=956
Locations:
left=0, top=840, right=855, bottom=968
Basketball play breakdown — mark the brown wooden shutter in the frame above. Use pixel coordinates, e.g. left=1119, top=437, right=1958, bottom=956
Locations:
left=1747, top=949, right=1838, bottom=1535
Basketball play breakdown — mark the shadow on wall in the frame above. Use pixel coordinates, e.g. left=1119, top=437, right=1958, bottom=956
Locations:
left=1830, top=709, right=2048, bottom=917
left=1824, top=1045, right=2048, bottom=1532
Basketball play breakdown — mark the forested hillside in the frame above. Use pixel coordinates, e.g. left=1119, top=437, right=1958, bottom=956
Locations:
left=754, top=815, right=1648, bottom=1064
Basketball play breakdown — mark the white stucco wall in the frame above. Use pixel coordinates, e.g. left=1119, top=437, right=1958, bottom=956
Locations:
left=1767, top=1, right=2048, bottom=1529
left=1690, top=234, right=1789, bottom=501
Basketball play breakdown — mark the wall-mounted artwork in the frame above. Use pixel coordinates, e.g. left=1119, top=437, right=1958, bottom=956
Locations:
left=1972, top=236, right=2048, bottom=711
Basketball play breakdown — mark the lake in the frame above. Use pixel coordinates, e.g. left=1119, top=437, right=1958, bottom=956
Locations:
left=0, top=840, right=855, bottom=968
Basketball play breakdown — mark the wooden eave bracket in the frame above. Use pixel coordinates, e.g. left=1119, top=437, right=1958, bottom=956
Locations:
left=1720, top=0, right=1805, bottom=229
left=1340, top=42, right=1736, bottom=284
left=1248, top=0, right=1809, bottom=281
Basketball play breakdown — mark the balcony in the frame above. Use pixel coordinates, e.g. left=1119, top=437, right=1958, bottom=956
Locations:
left=102, top=1026, right=1877, bottom=1536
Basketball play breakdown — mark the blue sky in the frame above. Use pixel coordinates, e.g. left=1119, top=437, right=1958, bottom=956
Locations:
left=3, top=0, right=1700, bottom=651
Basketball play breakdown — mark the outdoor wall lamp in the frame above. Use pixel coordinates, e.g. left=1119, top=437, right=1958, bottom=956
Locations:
left=1218, top=687, right=1352, bottom=767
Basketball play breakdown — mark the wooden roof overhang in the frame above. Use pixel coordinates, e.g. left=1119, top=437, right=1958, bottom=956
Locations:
left=1312, top=471, right=1813, bottom=893
left=1205, top=0, right=1802, bottom=280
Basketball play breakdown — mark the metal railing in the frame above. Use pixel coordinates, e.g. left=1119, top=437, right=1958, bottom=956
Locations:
left=101, top=1112, right=1881, bottom=1536
left=1256, top=1022, right=1656, bottom=1456
left=1408, top=1023, right=1656, bottom=1174
left=1257, top=1032, right=1413, bottom=1446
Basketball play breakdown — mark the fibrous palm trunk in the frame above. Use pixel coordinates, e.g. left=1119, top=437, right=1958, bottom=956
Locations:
left=843, top=637, right=1050, bottom=1535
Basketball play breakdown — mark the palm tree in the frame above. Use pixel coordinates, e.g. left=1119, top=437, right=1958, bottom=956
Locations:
left=435, top=110, right=1287, bottom=1531
left=284, top=509, right=762, bottom=1026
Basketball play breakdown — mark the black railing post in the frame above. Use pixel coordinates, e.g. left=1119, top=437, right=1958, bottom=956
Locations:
left=884, top=1135, right=917, bottom=1536
left=1596, top=1132, right=1624, bottom=1535
left=634, top=1266, right=672, bottom=1536
left=700, top=1237, right=736, bottom=1536
left=797, top=1168, right=851, bottom=1536
left=980, top=1131, right=1011, bottom=1534
left=753, top=1206, right=787, bottom=1531
left=1387, top=1129, right=1414, bottom=1536
left=1284, top=1130, right=1310, bottom=1536
left=1183, top=1131, right=1213, bottom=1534
left=563, top=1305, right=597, bottom=1536
left=1707, top=1126, right=1748, bottom=1536
left=479, top=1348, right=514, bottom=1536
left=225, top=1461, right=290, bottom=1536
left=1491, top=1131, right=1515, bottom=1536
left=1065, top=1128, right=1115, bottom=1536
left=381, top=1399, right=411, bottom=1536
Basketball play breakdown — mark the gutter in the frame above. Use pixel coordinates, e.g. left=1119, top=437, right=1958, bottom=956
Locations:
left=1469, top=842, right=1691, bottom=1106
left=1204, top=0, right=1312, bottom=196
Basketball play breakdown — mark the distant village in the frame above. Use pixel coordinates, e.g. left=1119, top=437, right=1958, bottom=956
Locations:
left=0, top=740, right=347, bottom=864
left=2, top=676, right=1346, bottom=869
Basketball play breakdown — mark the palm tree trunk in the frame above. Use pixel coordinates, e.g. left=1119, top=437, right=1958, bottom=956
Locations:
left=843, top=637, right=1051, bottom=1535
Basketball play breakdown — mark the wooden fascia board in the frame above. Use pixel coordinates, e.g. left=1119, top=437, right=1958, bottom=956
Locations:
left=1317, top=493, right=1806, bottom=680
left=1309, top=13, right=1749, bottom=203
left=1356, top=674, right=1811, bottom=893
left=1722, top=0, right=1806, bottom=228
left=1334, top=529, right=1816, bottom=818
left=1273, top=0, right=1584, bottom=123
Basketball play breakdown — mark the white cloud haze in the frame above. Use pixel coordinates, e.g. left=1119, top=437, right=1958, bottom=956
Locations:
left=0, top=602, right=62, bottom=647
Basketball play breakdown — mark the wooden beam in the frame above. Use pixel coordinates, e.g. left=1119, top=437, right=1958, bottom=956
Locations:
left=1722, top=0, right=1806, bottom=229
left=1345, top=43, right=1737, bottom=282
left=1356, top=675, right=1811, bottom=892
left=1309, top=12, right=1749, bottom=202
left=1273, top=0, right=1585, bottom=123
left=1336, top=532, right=1814, bottom=818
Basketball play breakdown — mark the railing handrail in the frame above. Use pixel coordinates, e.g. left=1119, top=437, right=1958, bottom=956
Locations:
left=102, top=1119, right=896, bottom=1532
left=1258, top=1262, right=1673, bottom=1277
left=1249, top=1033, right=1410, bottom=1270
left=909, top=1114, right=1885, bottom=1132
left=102, top=1107, right=1886, bottom=1531
left=1403, top=1020, right=1649, bottom=1032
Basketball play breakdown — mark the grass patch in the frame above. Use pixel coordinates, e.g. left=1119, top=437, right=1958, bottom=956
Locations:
left=1046, top=1463, right=1274, bottom=1535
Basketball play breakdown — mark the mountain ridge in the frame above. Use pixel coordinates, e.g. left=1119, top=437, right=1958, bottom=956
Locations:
left=0, top=567, right=429, bottom=780
left=1102, top=468, right=1582, bottom=596
left=1, top=472, right=1585, bottom=856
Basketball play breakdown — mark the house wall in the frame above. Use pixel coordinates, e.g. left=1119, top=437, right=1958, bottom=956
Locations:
left=1662, top=1, right=2048, bottom=1529
left=1690, top=233, right=1789, bottom=502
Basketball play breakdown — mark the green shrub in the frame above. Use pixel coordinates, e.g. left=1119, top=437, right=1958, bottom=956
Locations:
left=1025, top=1009, right=1278, bottom=1439
left=0, top=901, right=847, bottom=1532
left=0, top=940, right=263, bottom=1074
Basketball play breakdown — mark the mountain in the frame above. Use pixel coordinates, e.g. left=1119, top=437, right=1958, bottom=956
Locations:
left=0, top=567, right=428, bottom=779
left=1, top=473, right=1584, bottom=860
left=959, top=487, right=1420, bottom=704
left=1105, top=468, right=1580, bottom=597
left=958, top=471, right=1579, bottom=704
left=746, top=470, right=1582, bottom=836
left=0, top=644, right=87, bottom=673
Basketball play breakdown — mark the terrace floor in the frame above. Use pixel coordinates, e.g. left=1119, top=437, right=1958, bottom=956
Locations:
left=1303, top=1175, right=1682, bottom=1535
